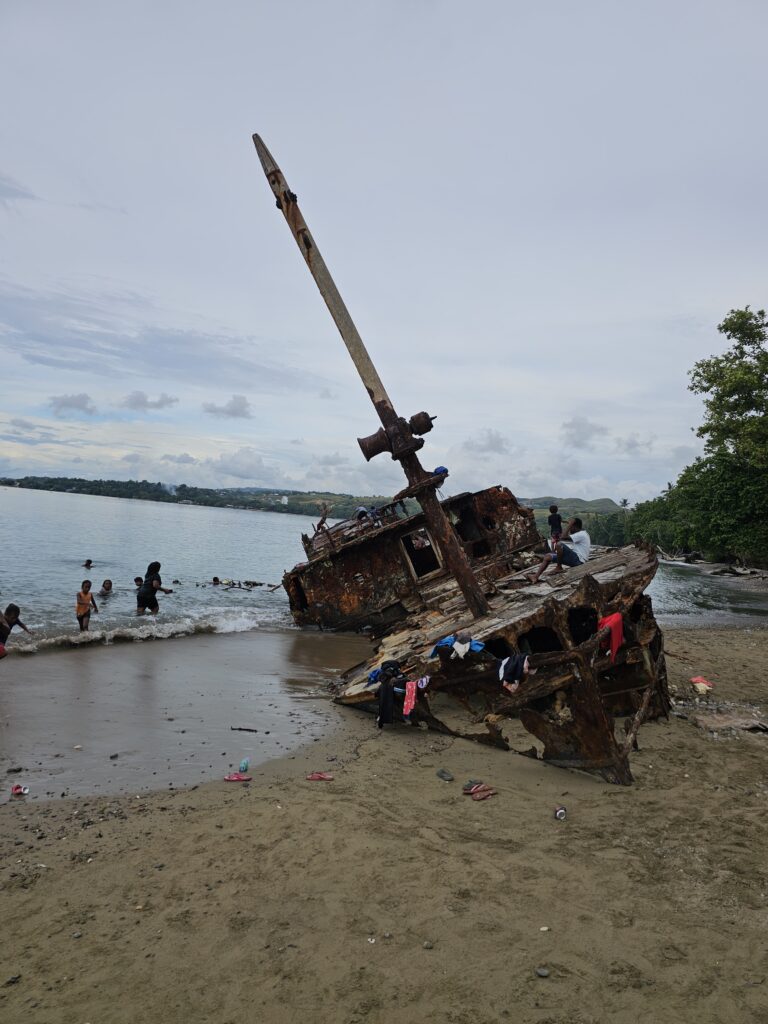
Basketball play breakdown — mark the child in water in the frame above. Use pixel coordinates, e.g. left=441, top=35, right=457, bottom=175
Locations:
left=76, top=580, right=99, bottom=631
left=136, top=561, right=173, bottom=615
left=0, top=604, right=32, bottom=659
left=98, top=579, right=113, bottom=597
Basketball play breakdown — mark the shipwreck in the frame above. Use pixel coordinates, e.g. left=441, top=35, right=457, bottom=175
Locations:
left=252, top=134, right=669, bottom=785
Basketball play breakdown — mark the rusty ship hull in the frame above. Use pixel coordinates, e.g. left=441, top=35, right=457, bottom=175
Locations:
left=331, top=537, right=668, bottom=786
left=252, top=133, right=668, bottom=785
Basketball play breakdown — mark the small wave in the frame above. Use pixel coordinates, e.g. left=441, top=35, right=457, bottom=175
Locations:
left=7, top=607, right=293, bottom=655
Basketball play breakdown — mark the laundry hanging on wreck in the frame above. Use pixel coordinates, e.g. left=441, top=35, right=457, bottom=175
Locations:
left=403, top=679, right=418, bottom=717
left=429, top=634, right=486, bottom=659
left=598, top=613, right=624, bottom=663
left=498, top=654, right=530, bottom=684
left=367, top=659, right=404, bottom=687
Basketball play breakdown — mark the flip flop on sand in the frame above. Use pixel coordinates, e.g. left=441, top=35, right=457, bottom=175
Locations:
left=436, top=768, right=454, bottom=782
left=471, top=786, right=497, bottom=801
left=224, top=772, right=252, bottom=782
left=306, top=771, right=334, bottom=781
left=462, top=780, right=485, bottom=795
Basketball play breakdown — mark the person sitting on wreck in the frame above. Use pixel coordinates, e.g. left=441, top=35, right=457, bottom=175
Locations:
left=526, top=517, right=591, bottom=584
left=498, top=653, right=536, bottom=695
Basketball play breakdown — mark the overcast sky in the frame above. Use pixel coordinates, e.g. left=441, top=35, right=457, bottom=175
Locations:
left=1, top=1, right=766, bottom=503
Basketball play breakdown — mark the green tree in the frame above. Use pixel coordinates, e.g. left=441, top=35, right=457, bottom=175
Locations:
left=630, top=305, right=768, bottom=565
left=689, top=306, right=768, bottom=466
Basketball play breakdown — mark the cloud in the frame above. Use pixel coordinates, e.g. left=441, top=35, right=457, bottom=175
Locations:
left=9, top=418, right=37, bottom=430
left=202, top=394, right=253, bottom=419
left=161, top=452, right=197, bottom=464
left=0, top=283, right=330, bottom=394
left=120, top=452, right=142, bottom=463
left=319, top=388, right=336, bottom=401
left=48, top=393, right=97, bottom=417
left=121, top=390, right=179, bottom=411
left=316, top=452, right=349, bottom=467
left=462, top=428, right=510, bottom=455
left=614, top=433, right=654, bottom=455
left=560, top=415, right=605, bottom=449
left=671, top=444, right=699, bottom=463
left=0, top=174, right=38, bottom=206
left=204, top=446, right=284, bottom=484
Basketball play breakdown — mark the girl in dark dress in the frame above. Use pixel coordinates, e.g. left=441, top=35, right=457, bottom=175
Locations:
left=136, top=561, right=173, bottom=615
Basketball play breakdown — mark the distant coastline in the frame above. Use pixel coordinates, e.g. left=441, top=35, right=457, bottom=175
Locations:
left=0, top=476, right=404, bottom=521
left=0, top=476, right=624, bottom=524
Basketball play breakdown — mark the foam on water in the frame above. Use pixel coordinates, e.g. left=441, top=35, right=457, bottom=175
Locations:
left=0, top=487, right=318, bottom=656
left=8, top=605, right=294, bottom=655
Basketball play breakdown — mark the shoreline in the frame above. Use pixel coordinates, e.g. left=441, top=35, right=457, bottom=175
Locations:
left=0, top=628, right=373, bottom=800
left=2, top=624, right=768, bottom=1022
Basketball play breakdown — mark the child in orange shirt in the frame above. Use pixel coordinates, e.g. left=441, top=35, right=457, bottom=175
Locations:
left=76, top=580, right=99, bottom=631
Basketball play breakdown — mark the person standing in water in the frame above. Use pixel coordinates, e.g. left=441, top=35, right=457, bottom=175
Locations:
left=76, top=581, right=99, bottom=631
left=136, top=561, right=173, bottom=615
left=0, top=604, right=32, bottom=659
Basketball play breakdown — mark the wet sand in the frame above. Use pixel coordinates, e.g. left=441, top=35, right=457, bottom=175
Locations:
left=1, top=625, right=768, bottom=1023
left=0, top=629, right=373, bottom=797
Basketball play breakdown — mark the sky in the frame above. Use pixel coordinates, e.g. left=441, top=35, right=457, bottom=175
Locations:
left=1, top=0, right=766, bottom=504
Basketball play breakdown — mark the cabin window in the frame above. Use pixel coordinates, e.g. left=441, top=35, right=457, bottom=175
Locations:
left=402, top=529, right=441, bottom=578
left=518, top=626, right=562, bottom=654
left=568, top=607, right=598, bottom=645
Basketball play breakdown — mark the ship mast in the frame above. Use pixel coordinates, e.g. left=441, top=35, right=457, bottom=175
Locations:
left=252, top=134, right=490, bottom=619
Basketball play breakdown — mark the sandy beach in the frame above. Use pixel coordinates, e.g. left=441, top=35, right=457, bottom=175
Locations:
left=2, top=625, right=768, bottom=1024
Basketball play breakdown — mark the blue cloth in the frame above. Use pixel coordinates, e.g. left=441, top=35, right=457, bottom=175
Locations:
left=433, top=466, right=449, bottom=476
left=366, top=668, right=382, bottom=687
left=429, top=635, right=486, bottom=658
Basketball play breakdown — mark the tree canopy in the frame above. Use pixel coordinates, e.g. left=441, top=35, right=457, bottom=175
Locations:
left=689, top=306, right=768, bottom=466
left=592, top=306, right=768, bottom=565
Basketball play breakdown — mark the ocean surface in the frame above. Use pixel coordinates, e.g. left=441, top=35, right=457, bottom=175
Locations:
left=1, top=486, right=767, bottom=653
left=1, top=485, right=768, bottom=647
left=0, top=486, right=312, bottom=652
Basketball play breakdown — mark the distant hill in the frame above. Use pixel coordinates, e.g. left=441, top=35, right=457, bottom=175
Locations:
left=1, top=477, right=621, bottom=526
left=517, top=496, right=624, bottom=532
left=518, top=496, right=623, bottom=514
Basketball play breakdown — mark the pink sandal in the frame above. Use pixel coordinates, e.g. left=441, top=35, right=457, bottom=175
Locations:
left=306, top=771, right=334, bottom=781
left=224, top=772, right=252, bottom=782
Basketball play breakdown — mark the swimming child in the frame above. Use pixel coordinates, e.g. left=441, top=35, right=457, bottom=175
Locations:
left=98, top=579, right=113, bottom=597
left=136, top=561, right=173, bottom=616
left=0, top=604, right=32, bottom=659
left=83, top=558, right=93, bottom=569
left=76, top=580, right=99, bottom=631
left=134, top=576, right=143, bottom=588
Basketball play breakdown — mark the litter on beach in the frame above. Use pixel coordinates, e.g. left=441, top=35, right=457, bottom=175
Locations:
left=224, top=772, right=252, bottom=782
left=690, top=676, right=715, bottom=695
left=306, top=771, right=334, bottom=781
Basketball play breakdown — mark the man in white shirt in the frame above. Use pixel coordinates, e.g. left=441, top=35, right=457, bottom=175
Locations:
left=526, top=517, right=591, bottom=584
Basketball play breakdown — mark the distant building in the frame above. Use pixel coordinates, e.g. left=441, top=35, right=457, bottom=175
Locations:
left=281, top=496, right=288, bottom=505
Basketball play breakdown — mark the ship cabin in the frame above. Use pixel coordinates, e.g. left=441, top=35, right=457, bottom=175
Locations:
left=282, top=485, right=541, bottom=633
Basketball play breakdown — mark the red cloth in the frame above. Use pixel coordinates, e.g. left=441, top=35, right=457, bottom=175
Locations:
left=598, top=613, right=624, bottom=662
left=403, top=679, right=418, bottom=717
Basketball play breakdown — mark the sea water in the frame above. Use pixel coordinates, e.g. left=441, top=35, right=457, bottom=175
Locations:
left=2, top=486, right=766, bottom=654
left=0, top=486, right=312, bottom=651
